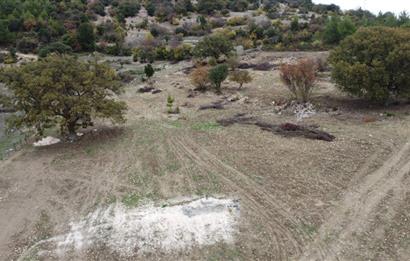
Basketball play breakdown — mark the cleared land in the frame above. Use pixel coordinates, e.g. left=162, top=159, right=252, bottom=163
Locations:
left=0, top=51, right=409, bottom=260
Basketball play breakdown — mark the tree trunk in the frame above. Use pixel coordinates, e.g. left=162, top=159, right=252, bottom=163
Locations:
left=66, top=121, right=77, bottom=142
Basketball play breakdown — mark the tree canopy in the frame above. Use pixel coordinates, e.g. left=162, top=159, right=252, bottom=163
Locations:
left=330, top=27, right=410, bottom=103
left=0, top=55, right=127, bottom=138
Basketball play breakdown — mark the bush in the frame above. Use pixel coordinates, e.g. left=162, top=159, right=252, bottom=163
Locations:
left=16, top=37, right=38, bottom=53
left=193, top=35, right=233, bottom=59
left=209, top=64, right=229, bottom=93
left=280, top=59, right=317, bottom=102
left=227, top=16, right=248, bottom=26
left=190, top=66, right=210, bottom=91
left=229, top=70, right=253, bottom=89
left=330, top=27, right=410, bottom=103
left=38, top=42, right=72, bottom=57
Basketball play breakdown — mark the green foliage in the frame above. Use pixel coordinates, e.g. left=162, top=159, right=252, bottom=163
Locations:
left=77, top=23, right=96, bottom=51
left=330, top=27, right=410, bottom=103
left=197, top=0, right=227, bottom=14
left=193, top=35, right=233, bottom=59
left=209, top=64, right=229, bottom=93
left=0, top=55, right=127, bottom=137
left=38, top=42, right=72, bottom=57
left=323, top=16, right=356, bottom=45
left=115, top=0, right=141, bottom=22
left=16, top=37, right=38, bottom=53
left=0, top=19, right=13, bottom=44
left=144, top=64, right=155, bottom=79
left=166, top=95, right=179, bottom=114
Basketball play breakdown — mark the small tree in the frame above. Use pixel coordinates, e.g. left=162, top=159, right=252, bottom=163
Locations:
left=209, top=64, right=229, bottom=93
left=190, top=66, right=210, bottom=91
left=144, top=63, right=155, bottom=79
left=280, top=59, right=317, bottom=103
left=166, top=95, right=179, bottom=114
left=0, top=55, right=127, bottom=139
left=77, top=22, right=96, bottom=51
left=229, top=70, right=252, bottom=89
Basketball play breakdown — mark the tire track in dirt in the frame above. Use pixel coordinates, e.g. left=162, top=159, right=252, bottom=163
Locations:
left=300, top=141, right=410, bottom=260
left=171, top=136, right=327, bottom=260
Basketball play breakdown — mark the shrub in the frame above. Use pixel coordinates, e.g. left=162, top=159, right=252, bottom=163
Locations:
left=193, top=35, right=233, bottom=59
left=16, top=37, right=38, bottom=53
left=280, top=59, right=317, bottom=102
left=229, top=70, right=253, bottom=89
left=227, top=16, right=248, bottom=26
left=38, top=42, right=72, bottom=57
left=330, top=27, right=410, bottom=103
left=209, top=64, right=229, bottom=93
left=190, top=66, right=210, bottom=90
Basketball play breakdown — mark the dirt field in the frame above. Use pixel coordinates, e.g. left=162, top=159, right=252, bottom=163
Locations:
left=1, top=51, right=409, bottom=260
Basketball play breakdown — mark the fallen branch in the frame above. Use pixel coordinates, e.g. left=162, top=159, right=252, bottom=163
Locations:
left=217, top=114, right=335, bottom=142
left=199, top=101, right=225, bottom=110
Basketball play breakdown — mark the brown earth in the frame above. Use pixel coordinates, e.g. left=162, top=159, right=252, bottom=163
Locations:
left=0, top=51, right=409, bottom=260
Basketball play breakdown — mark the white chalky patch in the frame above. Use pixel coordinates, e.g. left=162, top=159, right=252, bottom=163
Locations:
left=33, top=136, right=61, bottom=147
left=53, top=197, right=240, bottom=257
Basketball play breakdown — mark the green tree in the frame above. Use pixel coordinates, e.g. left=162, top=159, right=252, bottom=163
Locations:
left=330, top=27, right=410, bottom=103
left=0, top=19, right=13, bottom=44
left=144, top=64, right=155, bottom=79
left=77, top=22, right=95, bottom=51
left=193, top=35, right=233, bottom=59
left=209, top=64, right=229, bottom=93
left=0, top=55, right=127, bottom=139
left=323, top=16, right=356, bottom=45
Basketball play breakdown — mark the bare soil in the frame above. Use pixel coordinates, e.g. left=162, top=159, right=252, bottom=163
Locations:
left=1, top=51, right=409, bottom=260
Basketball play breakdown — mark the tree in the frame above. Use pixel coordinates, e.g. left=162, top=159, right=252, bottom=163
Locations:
left=77, top=22, right=96, bottom=51
left=280, top=59, right=317, bottom=102
left=193, top=35, right=233, bottom=59
left=323, top=16, right=356, bottom=45
left=229, top=70, right=252, bottom=89
left=209, top=64, right=229, bottom=93
left=0, top=55, right=127, bottom=139
left=330, top=27, right=410, bottom=103
left=0, top=19, right=13, bottom=44
left=144, top=64, right=155, bottom=79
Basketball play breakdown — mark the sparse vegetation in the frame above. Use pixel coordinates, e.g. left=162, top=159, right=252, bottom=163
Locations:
left=1, top=1, right=410, bottom=261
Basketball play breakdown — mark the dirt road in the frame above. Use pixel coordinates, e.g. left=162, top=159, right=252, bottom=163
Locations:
left=301, top=141, right=410, bottom=260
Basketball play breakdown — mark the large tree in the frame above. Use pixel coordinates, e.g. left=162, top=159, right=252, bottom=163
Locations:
left=330, top=27, right=410, bottom=103
left=0, top=55, right=127, bottom=139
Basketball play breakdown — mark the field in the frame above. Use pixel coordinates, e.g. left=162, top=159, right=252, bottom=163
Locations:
left=1, top=51, right=410, bottom=260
